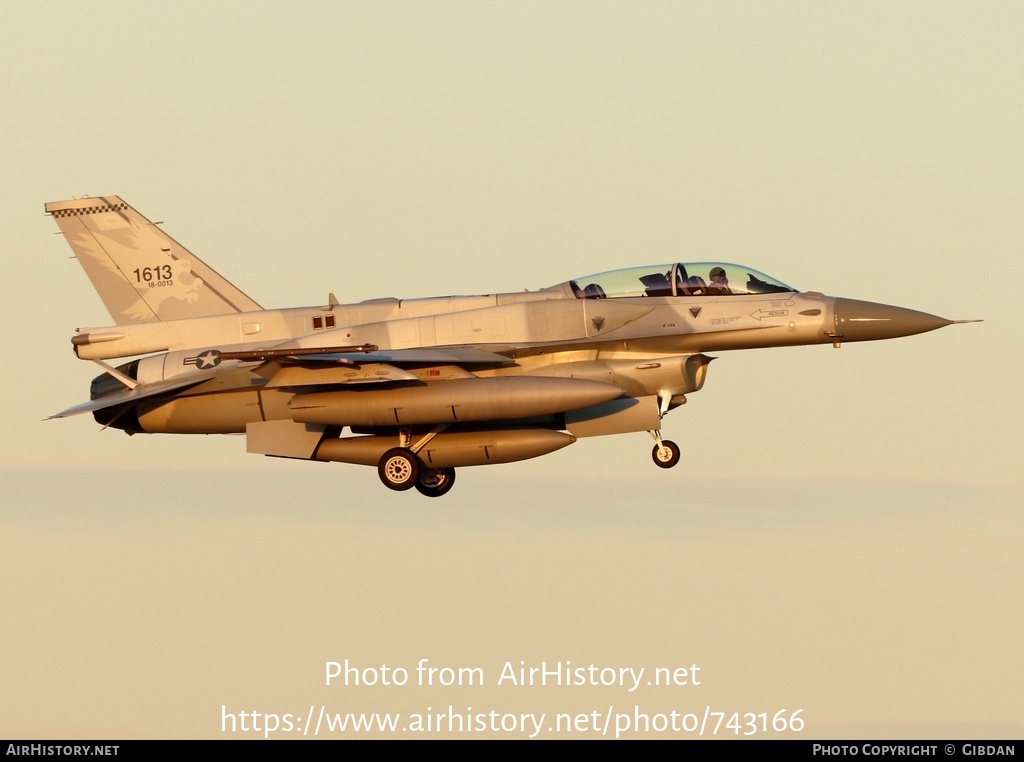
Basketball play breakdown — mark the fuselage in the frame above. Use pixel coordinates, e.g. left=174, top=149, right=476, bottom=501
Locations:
left=75, top=262, right=835, bottom=364
left=79, top=261, right=952, bottom=437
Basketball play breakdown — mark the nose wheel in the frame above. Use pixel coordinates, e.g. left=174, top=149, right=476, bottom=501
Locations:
left=648, top=431, right=680, bottom=469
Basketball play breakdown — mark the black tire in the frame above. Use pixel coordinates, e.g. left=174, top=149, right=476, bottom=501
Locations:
left=651, top=440, right=681, bottom=469
left=414, top=467, right=457, bottom=498
left=378, top=448, right=420, bottom=491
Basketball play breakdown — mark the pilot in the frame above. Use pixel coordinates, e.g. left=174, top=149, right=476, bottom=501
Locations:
left=706, top=266, right=732, bottom=295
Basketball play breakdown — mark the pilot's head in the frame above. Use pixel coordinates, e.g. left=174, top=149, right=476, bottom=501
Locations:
left=709, top=266, right=727, bottom=283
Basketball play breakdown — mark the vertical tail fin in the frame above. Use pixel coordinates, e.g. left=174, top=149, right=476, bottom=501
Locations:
left=46, top=195, right=262, bottom=325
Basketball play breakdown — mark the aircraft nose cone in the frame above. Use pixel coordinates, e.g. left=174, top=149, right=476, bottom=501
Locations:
left=833, top=298, right=952, bottom=342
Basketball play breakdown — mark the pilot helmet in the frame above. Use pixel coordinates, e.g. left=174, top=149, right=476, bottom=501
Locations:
left=709, top=266, right=727, bottom=279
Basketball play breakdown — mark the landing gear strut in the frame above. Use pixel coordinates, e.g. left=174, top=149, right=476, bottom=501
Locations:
left=648, top=430, right=680, bottom=469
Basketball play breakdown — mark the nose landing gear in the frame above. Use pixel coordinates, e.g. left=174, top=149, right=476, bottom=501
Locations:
left=648, top=430, right=680, bottom=469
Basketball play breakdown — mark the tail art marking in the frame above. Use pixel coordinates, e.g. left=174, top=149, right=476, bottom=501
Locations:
left=46, top=195, right=262, bottom=325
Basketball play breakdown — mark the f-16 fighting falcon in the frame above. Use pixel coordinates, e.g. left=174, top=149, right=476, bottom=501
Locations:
left=47, top=196, right=977, bottom=497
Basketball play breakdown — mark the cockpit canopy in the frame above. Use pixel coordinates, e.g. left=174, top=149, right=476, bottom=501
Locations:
left=565, top=263, right=796, bottom=299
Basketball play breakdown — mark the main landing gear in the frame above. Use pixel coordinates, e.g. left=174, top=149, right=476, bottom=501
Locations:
left=648, top=430, right=680, bottom=469
left=415, top=467, right=456, bottom=498
left=377, top=448, right=457, bottom=497
left=377, top=448, right=421, bottom=491
left=377, top=426, right=458, bottom=497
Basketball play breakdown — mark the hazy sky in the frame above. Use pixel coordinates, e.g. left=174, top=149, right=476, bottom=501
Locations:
left=2, top=1, right=1021, bottom=739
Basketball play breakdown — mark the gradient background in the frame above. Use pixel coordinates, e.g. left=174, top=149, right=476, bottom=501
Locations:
left=2, top=1, right=1020, bottom=739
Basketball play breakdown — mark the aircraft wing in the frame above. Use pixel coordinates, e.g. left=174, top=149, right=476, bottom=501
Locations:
left=49, top=374, right=216, bottom=419
left=217, top=344, right=515, bottom=367
left=256, top=347, right=515, bottom=388
left=53, top=347, right=515, bottom=419
left=298, top=346, right=515, bottom=367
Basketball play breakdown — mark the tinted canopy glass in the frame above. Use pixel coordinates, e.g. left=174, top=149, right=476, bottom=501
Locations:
left=566, top=263, right=795, bottom=299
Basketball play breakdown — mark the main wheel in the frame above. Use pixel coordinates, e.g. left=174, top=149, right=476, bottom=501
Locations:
left=651, top=440, right=681, bottom=469
left=414, top=467, right=457, bottom=498
left=378, top=448, right=420, bottom=491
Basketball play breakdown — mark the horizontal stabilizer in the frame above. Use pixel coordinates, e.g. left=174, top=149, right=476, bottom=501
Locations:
left=49, top=374, right=214, bottom=419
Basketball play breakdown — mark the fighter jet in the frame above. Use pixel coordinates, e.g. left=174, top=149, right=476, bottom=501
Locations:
left=47, top=195, right=976, bottom=497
